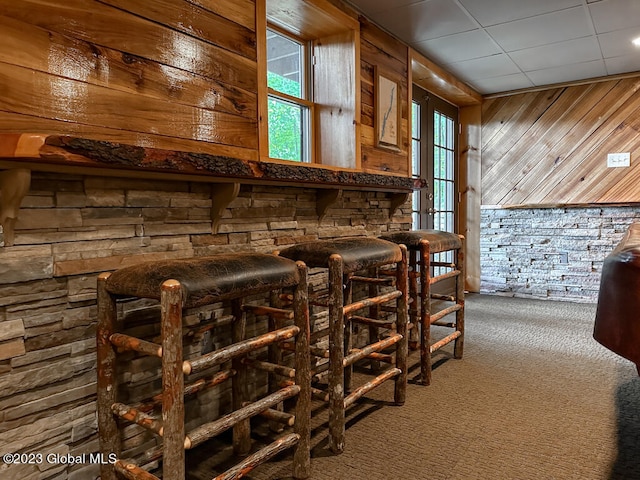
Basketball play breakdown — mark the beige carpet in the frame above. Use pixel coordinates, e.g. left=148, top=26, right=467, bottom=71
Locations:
left=193, top=294, right=640, bottom=480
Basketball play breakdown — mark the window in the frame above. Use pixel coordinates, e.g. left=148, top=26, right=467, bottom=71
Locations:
left=261, top=0, right=359, bottom=168
left=266, top=28, right=312, bottom=163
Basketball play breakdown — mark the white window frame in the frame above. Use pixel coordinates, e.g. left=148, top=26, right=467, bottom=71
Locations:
left=266, top=26, right=315, bottom=164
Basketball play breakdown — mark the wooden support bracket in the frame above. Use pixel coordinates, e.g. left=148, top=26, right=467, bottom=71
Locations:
left=0, top=168, right=31, bottom=247
left=211, top=182, right=240, bottom=234
left=389, top=192, right=410, bottom=219
left=316, top=188, right=342, bottom=221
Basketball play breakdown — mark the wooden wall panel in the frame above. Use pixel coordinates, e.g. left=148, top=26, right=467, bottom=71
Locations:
left=0, top=17, right=256, bottom=120
left=0, top=1, right=257, bottom=91
left=314, top=30, right=359, bottom=170
left=187, top=0, right=256, bottom=31
left=0, top=62, right=257, bottom=147
left=482, top=76, right=640, bottom=205
left=101, top=0, right=257, bottom=60
left=359, top=17, right=410, bottom=176
left=0, top=0, right=258, bottom=157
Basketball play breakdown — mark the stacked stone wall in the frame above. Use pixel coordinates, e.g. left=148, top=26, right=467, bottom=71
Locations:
left=0, top=171, right=411, bottom=479
left=480, top=205, right=640, bottom=302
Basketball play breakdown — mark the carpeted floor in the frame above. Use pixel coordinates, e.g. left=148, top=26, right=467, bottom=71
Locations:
left=204, top=294, right=640, bottom=480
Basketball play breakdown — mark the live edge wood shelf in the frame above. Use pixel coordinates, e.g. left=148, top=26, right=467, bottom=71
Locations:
left=0, top=134, right=418, bottom=245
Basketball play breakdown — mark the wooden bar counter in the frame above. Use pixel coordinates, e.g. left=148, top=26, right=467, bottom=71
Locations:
left=0, top=133, right=419, bottom=246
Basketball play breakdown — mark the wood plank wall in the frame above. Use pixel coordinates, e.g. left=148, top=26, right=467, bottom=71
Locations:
left=0, top=0, right=260, bottom=161
left=482, top=76, right=640, bottom=206
left=0, top=0, right=410, bottom=176
left=359, top=17, right=410, bottom=176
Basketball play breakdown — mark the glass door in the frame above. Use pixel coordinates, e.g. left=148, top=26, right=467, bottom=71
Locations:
left=412, top=85, right=459, bottom=282
left=411, top=84, right=459, bottom=233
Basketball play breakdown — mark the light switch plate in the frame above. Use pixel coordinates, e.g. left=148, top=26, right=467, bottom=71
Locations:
left=607, top=152, right=630, bottom=168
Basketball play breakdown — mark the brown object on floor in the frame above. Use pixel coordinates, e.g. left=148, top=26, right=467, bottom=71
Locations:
left=96, top=254, right=311, bottom=480
left=594, top=222, right=640, bottom=375
left=381, top=230, right=465, bottom=385
left=278, top=236, right=408, bottom=454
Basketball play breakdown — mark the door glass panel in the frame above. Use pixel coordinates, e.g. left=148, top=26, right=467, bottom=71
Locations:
left=433, top=108, right=456, bottom=274
left=411, top=100, right=421, bottom=230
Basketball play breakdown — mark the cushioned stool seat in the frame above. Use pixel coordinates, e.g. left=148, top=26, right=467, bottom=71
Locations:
left=97, top=253, right=311, bottom=480
left=279, top=236, right=408, bottom=454
left=383, top=230, right=462, bottom=254
left=104, top=254, right=302, bottom=305
left=280, top=236, right=404, bottom=272
left=381, top=230, right=465, bottom=385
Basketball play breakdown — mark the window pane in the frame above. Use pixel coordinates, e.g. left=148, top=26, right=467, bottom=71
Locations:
left=446, top=117, right=454, bottom=149
left=268, top=96, right=307, bottom=162
left=412, top=139, right=420, bottom=177
left=267, top=30, right=302, bottom=99
left=440, top=180, right=448, bottom=210
left=434, top=147, right=442, bottom=178
left=412, top=210, right=419, bottom=230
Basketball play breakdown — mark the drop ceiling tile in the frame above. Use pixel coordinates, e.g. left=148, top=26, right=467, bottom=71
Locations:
left=445, top=53, right=521, bottom=80
left=604, top=54, right=640, bottom=75
left=470, top=73, right=535, bottom=95
left=458, top=0, right=581, bottom=27
left=368, top=0, right=476, bottom=43
left=598, top=26, right=640, bottom=57
left=412, top=29, right=501, bottom=64
left=510, top=37, right=601, bottom=72
left=487, top=7, right=592, bottom=52
left=589, top=0, right=640, bottom=34
left=349, top=0, right=640, bottom=93
left=526, top=59, right=607, bottom=86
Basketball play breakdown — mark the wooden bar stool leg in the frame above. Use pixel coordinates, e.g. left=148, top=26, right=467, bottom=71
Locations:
left=268, top=290, right=285, bottom=434
left=328, top=253, right=346, bottom=454
left=343, top=272, right=353, bottom=393
left=408, top=253, right=419, bottom=350
left=454, top=235, right=465, bottom=359
left=231, top=297, right=251, bottom=456
left=420, top=240, right=433, bottom=386
left=292, top=261, right=311, bottom=479
left=160, top=280, right=185, bottom=480
left=368, top=266, right=381, bottom=373
left=97, top=272, right=119, bottom=480
left=394, top=244, right=408, bottom=405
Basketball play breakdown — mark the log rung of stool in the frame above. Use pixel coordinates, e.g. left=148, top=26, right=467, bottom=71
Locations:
left=381, top=230, right=465, bottom=386
left=96, top=254, right=311, bottom=480
left=278, top=236, right=408, bottom=454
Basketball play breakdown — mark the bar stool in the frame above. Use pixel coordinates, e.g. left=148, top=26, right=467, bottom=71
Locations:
left=278, top=236, right=408, bottom=454
left=96, top=254, right=311, bottom=480
left=380, top=230, right=464, bottom=386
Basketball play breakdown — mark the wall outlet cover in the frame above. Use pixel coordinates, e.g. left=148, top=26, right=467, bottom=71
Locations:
left=607, top=152, right=630, bottom=167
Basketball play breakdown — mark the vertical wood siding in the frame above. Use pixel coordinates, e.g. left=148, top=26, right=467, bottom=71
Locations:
left=481, top=76, right=640, bottom=206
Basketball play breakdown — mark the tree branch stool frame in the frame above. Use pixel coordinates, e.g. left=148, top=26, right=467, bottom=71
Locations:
left=278, top=236, right=408, bottom=454
left=381, top=230, right=465, bottom=386
left=96, top=254, right=311, bottom=480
